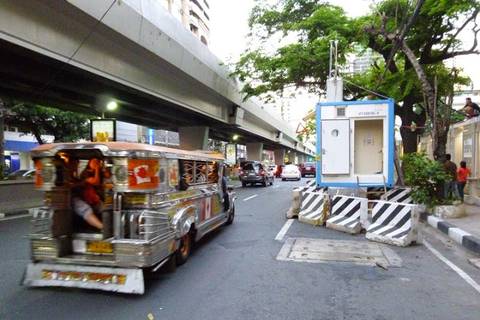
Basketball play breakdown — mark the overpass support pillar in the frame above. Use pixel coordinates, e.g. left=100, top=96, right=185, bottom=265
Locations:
left=287, top=151, right=297, bottom=164
left=298, top=154, right=305, bottom=164
left=179, top=126, right=209, bottom=150
left=246, top=143, right=263, bottom=161
left=274, top=149, right=285, bottom=165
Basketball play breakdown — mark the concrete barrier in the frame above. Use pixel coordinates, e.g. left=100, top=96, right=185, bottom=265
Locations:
left=286, top=180, right=319, bottom=219
left=381, top=187, right=412, bottom=204
left=366, top=200, right=419, bottom=247
left=326, top=196, right=368, bottom=234
left=298, top=190, right=328, bottom=226
left=0, top=180, right=43, bottom=214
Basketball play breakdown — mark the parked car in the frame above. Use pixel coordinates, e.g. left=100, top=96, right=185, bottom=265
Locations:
left=239, top=161, right=274, bottom=187
left=281, top=164, right=301, bottom=181
left=299, top=162, right=316, bottom=177
left=4, top=169, right=36, bottom=180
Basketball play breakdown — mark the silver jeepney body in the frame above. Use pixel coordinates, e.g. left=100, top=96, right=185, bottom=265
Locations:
left=23, top=142, right=235, bottom=294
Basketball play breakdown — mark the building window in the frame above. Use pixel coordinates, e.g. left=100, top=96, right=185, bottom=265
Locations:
left=200, top=36, right=208, bottom=46
left=190, top=24, right=199, bottom=34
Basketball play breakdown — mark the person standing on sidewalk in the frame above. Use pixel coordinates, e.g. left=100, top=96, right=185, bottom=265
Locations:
left=443, top=154, right=459, bottom=199
left=457, top=161, right=471, bottom=201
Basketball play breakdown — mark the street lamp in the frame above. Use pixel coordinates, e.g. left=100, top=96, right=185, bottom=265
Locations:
left=101, top=101, right=118, bottom=118
left=232, top=134, right=239, bottom=141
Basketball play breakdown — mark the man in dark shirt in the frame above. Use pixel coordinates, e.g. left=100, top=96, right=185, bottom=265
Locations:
left=443, top=154, right=459, bottom=199
left=464, top=97, right=480, bottom=118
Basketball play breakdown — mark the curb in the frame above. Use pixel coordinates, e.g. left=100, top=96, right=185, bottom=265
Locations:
left=427, top=215, right=480, bottom=255
left=0, top=207, right=38, bottom=219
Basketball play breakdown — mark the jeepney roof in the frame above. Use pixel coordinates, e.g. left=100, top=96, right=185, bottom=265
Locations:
left=31, top=142, right=224, bottom=161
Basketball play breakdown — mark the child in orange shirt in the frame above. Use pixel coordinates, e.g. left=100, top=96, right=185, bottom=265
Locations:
left=457, top=161, right=471, bottom=201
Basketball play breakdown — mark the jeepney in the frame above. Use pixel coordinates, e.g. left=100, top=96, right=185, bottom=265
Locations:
left=23, top=142, right=236, bottom=294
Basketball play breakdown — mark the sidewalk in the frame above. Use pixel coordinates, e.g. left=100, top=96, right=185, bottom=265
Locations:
left=427, top=204, right=480, bottom=255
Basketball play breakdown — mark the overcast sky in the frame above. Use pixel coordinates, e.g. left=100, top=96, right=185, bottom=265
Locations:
left=207, top=0, right=479, bottom=126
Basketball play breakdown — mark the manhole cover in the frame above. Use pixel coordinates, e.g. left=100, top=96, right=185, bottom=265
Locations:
left=276, top=238, right=402, bottom=267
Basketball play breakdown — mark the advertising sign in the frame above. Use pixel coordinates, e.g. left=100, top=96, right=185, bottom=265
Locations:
left=225, top=144, right=237, bottom=164
left=90, top=119, right=116, bottom=142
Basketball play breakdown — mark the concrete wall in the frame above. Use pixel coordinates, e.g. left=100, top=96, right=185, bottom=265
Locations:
left=0, top=181, right=43, bottom=213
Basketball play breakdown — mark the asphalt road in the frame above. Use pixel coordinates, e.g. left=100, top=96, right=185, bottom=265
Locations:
left=1, top=178, right=480, bottom=320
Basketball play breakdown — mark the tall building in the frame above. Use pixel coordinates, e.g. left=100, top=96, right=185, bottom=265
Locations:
left=160, top=0, right=211, bottom=46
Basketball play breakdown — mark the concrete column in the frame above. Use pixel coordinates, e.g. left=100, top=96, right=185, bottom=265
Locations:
left=298, top=154, right=305, bottom=164
left=246, top=143, right=263, bottom=161
left=179, top=126, right=209, bottom=150
left=286, top=151, right=296, bottom=164
left=274, top=149, right=286, bottom=165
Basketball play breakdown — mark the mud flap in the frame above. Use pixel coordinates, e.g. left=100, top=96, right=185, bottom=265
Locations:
left=23, top=263, right=144, bottom=294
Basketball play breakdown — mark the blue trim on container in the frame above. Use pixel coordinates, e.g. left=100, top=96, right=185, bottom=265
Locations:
left=318, top=182, right=387, bottom=188
left=315, top=99, right=395, bottom=188
left=316, top=103, right=321, bottom=188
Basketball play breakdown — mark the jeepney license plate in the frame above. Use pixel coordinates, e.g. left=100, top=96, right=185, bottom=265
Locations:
left=87, top=241, right=113, bottom=254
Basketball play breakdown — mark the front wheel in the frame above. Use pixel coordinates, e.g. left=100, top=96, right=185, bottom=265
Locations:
left=242, top=182, right=247, bottom=188
left=176, top=232, right=192, bottom=266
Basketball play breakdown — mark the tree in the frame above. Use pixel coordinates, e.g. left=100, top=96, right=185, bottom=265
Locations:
left=4, top=103, right=91, bottom=144
left=232, top=0, right=479, bottom=157
left=361, top=0, right=479, bottom=158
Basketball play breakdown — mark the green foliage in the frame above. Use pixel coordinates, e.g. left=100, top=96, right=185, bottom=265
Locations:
left=5, top=104, right=90, bottom=143
left=402, top=152, right=450, bottom=207
left=234, top=0, right=479, bottom=149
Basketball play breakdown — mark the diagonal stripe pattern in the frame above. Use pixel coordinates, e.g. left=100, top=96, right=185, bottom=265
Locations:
left=381, top=188, right=412, bottom=204
left=366, top=200, right=419, bottom=247
left=326, top=196, right=366, bottom=234
left=298, top=190, right=327, bottom=226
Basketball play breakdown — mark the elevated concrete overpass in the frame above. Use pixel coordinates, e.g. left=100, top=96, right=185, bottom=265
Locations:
left=0, top=0, right=314, bottom=161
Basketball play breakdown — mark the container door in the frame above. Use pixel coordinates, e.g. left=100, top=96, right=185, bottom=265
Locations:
left=321, top=119, right=350, bottom=174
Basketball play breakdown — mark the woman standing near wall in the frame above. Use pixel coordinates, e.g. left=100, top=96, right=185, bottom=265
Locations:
left=457, top=161, right=471, bottom=201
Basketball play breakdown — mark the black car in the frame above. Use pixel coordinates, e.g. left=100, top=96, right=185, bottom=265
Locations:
left=239, top=161, right=274, bottom=187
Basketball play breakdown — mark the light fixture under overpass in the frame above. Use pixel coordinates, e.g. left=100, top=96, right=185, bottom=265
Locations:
left=232, top=134, right=239, bottom=141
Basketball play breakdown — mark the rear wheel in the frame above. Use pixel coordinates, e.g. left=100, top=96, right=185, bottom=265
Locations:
left=242, top=182, right=247, bottom=187
left=176, top=232, right=192, bottom=266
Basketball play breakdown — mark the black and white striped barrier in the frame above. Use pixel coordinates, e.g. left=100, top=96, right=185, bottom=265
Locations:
left=326, top=196, right=368, bottom=234
left=366, top=201, right=420, bottom=247
left=287, top=180, right=322, bottom=219
left=298, top=190, right=328, bottom=226
left=381, top=188, right=412, bottom=204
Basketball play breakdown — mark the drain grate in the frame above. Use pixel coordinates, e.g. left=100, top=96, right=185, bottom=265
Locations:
left=276, top=238, right=402, bottom=267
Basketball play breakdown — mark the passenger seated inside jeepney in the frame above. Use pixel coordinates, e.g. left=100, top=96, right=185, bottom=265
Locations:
left=71, top=158, right=109, bottom=231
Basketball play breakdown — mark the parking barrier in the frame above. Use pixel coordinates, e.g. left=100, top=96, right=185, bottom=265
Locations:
left=326, top=196, right=368, bottom=234
left=298, top=190, right=328, bottom=226
left=366, top=200, right=419, bottom=247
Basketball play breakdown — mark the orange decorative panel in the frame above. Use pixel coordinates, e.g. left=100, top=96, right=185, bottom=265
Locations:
left=128, top=159, right=160, bottom=190
left=34, top=159, right=43, bottom=188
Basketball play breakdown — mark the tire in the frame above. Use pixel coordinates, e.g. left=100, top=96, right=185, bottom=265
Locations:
left=282, top=178, right=286, bottom=181
left=242, top=182, right=247, bottom=188
left=262, top=178, right=267, bottom=187
left=176, top=232, right=192, bottom=266
left=226, top=204, right=235, bottom=225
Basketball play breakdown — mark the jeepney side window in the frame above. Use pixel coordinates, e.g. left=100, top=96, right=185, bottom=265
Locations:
left=207, top=161, right=219, bottom=183
left=167, top=159, right=179, bottom=189
left=181, top=160, right=194, bottom=185
left=195, top=161, right=208, bottom=183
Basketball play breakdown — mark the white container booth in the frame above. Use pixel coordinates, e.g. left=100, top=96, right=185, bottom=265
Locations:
left=316, top=99, right=395, bottom=188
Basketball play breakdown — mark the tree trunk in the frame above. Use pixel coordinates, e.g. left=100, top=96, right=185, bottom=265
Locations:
left=400, top=127, right=418, bottom=153
left=433, top=125, right=449, bottom=160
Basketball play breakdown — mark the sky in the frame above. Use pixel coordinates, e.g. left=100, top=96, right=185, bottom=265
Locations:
left=207, top=0, right=480, bottom=127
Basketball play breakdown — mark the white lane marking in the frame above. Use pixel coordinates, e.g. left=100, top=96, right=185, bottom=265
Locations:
left=0, top=213, right=31, bottom=222
left=243, top=194, right=258, bottom=201
left=275, top=219, right=294, bottom=241
left=424, top=240, right=480, bottom=294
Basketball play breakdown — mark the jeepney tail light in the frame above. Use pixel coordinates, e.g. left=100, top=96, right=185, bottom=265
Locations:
left=113, top=158, right=128, bottom=187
